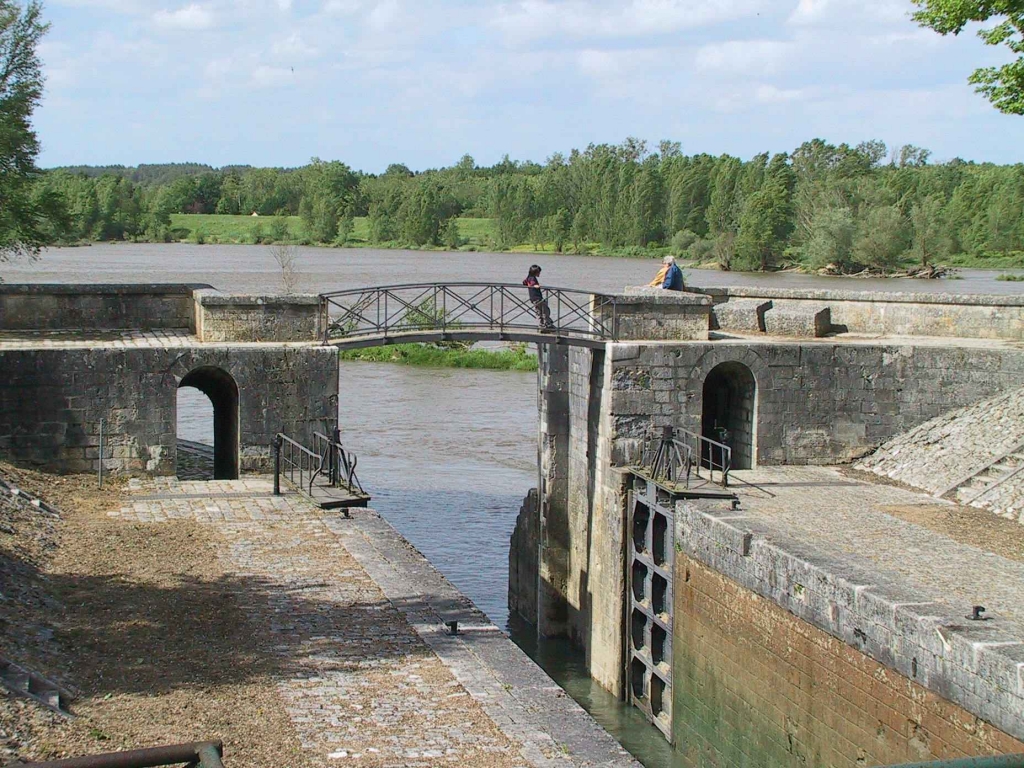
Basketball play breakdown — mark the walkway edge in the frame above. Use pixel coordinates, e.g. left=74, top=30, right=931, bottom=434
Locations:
left=324, top=509, right=642, bottom=768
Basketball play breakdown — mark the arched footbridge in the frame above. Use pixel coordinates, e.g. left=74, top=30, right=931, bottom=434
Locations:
left=319, top=283, right=619, bottom=349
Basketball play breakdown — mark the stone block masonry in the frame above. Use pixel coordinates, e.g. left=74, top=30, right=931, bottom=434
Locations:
left=0, top=284, right=200, bottom=331
left=0, top=345, right=338, bottom=475
left=607, top=339, right=1024, bottom=466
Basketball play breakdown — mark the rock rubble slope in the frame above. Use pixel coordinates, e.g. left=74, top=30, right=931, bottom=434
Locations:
left=856, top=385, right=1024, bottom=523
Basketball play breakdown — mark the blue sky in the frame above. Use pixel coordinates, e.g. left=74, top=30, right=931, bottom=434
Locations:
left=35, top=0, right=1024, bottom=171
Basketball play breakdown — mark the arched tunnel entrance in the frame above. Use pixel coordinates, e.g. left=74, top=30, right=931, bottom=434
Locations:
left=701, top=361, right=756, bottom=471
left=177, top=366, right=239, bottom=480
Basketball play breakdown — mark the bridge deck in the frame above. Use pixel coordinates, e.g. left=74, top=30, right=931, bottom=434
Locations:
left=326, top=329, right=610, bottom=350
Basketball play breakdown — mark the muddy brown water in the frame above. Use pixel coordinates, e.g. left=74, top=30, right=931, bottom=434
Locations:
left=16, top=244, right=1022, bottom=767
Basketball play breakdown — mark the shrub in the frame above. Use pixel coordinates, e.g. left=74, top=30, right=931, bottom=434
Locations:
left=670, top=229, right=699, bottom=255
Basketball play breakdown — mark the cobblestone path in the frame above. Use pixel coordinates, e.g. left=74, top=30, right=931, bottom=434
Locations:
left=114, top=478, right=638, bottom=768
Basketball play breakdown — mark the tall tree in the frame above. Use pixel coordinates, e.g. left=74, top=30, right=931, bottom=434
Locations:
left=0, top=0, right=51, bottom=263
left=912, top=0, right=1024, bottom=114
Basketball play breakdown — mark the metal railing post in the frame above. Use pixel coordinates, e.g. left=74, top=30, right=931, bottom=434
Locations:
left=98, top=418, right=104, bottom=489
left=273, top=435, right=282, bottom=496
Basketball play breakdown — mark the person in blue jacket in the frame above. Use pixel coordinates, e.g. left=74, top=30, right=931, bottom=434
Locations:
left=661, top=255, right=684, bottom=291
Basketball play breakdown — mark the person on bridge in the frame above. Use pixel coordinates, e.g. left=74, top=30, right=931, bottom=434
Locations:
left=650, top=255, right=684, bottom=291
left=523, top=265, right=555, bottom=332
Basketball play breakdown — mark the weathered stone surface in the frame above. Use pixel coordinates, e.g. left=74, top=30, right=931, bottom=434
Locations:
left=698, top=285, right=1024, bottom=340
left=672, top=467, right=1024, bottom=754
left=763, top=303, right=832, bottom=337
left=0, top=345, right=338, bottom=475
left=710, top=298, right=772, bottom=333
left=194, top=290, right=321, bottom=342
left=604, top=288, right=711, bottom=341
left=0, top=283, right=201, bottom=331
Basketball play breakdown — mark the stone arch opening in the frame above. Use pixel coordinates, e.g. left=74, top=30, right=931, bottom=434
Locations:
left=177, top=366, right=239, bottom=480
left=701, top=361, right=756, bottom=471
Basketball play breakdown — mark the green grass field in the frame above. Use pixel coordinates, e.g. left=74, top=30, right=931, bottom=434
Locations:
left=169, top=213, right=497, bottom=249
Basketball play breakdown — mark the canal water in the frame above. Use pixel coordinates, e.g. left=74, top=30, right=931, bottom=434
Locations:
left=16, top=244, right=1023, bottom=768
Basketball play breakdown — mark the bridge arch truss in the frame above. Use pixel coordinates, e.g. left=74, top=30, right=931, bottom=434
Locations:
left=319, top=283, right=618, bottom=349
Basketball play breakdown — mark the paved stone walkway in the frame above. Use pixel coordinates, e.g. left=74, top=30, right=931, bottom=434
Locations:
left=113, top=478, right=638, bottom=768
left=730, top=466, right=1024, bottom=638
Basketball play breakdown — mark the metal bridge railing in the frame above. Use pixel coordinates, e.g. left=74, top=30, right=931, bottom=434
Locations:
left=635, top=426, right=732, bottom=489
left=319, top=283, right=617, bottom=344
left=18, top=740, right=224, bottom=768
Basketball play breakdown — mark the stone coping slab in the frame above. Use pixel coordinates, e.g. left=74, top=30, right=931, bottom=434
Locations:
left=193, top=289, right=321, bottom=306
left=620, top=286, right=713, bottom=305
left=698, top=285, right=1024, bottom=307
left=0, top=283, right=213, bottom=295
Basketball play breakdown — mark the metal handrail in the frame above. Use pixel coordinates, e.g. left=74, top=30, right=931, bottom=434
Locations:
left=272, top=432, right=366, bottom=500
left=16, top=740, right=224, bottom=768
left=313, top=430, right=365, bottom=495
left=319, top=283, right=618, bottom=344
left=633, top=427, right=732, bottom=489
left=275, top=433, right=320, bottom=496
left=676, top=427, right=732, bottom=487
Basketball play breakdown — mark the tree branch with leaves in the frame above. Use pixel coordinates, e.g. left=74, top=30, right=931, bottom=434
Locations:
left=912, top=0, right=1024, bottom=115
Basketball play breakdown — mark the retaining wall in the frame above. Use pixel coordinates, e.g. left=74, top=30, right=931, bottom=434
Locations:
left=673, top=502, right=1024, bottom=765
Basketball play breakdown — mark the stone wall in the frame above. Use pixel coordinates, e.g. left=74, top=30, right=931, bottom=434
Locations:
left=0, top=345, right=338, bottom=474
left=602, top=289, right=711, bottom=341
left=194, top=290, right=322, bottom=342
left=672, top=502, right=1024, bottom=765
left=608, top=340, right=1024, bottom=466
left=0, top=284, right=200, bottom=331
left=701, top=286, right=1024, bottom=341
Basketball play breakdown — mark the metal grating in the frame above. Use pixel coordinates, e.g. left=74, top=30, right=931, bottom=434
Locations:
left=626, top=473, right=677, bottom=741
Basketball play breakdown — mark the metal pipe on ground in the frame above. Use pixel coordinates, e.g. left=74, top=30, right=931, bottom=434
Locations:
left=881, top=756, right=1024, bottom=768
left=13, top=740, right=224, bottom=768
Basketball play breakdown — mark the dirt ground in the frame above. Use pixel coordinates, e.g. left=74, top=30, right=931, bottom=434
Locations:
left=0, top=463, right=308, bottom=766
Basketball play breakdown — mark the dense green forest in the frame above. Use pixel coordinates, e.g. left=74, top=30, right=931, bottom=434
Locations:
left=36, top=138, right=1024, bottom=272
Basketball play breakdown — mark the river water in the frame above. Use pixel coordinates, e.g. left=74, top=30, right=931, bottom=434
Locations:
left=13, top=244, right=1022, bottom=767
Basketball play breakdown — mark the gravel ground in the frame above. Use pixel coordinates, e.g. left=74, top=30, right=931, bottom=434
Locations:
left=0, top=463, right=308, bottom=766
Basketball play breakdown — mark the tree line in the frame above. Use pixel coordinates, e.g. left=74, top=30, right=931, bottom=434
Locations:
left=33, top=138, right=1024, bottom=272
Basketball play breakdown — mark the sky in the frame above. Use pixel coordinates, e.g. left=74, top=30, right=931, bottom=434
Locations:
left=34, top=0, right=1024, bottom=171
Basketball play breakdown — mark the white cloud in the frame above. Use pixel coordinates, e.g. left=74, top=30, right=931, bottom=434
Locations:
left=153, top=2, right=215, bottom=29
left=755, top=84, right=806, bottom=103
left=250, top=64, right=294, bottom=87
left=788, top=0, right=908, bottom=27
left=695, top=40, right=792, bottom=76
left=272, top=32, right=320, bottom=59
left=494, top=0, right=768, bottom=43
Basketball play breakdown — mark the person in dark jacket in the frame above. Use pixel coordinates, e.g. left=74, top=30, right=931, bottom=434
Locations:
left=523, top=264, right=555, bottom=331
left=661, top=255, right=684, bottom=291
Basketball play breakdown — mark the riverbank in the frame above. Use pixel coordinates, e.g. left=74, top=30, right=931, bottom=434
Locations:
left=133, top=215, right=1024, bottom=272
left=0, top=462, right=639, bottom=766
left=337, top=343, right=538, bottom=371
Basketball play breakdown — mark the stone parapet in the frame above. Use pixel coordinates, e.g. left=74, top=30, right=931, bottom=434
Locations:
left=699, top=286, right=1024, bottom=340
left=193, top=290, right=322, bottom=342
left=605, top=288, right=711, bottom=341
left=0, top=283, right=204, bottom=331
